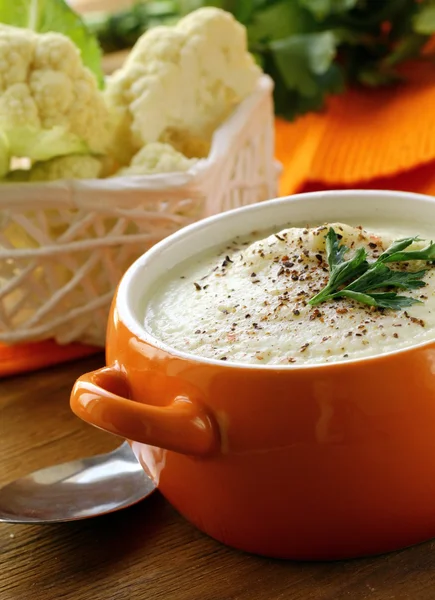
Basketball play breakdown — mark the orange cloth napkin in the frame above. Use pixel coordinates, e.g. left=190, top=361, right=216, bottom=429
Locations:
left=0, top=340, right=101, bottom=378
left=2, top=58, right=434, bottom=377
left=276, top=60, right=435, bottom=196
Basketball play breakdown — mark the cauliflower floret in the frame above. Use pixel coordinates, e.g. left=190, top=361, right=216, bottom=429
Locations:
left=105, top=7, right=261, bottom=165
left=4, top=154, right=104, bottom=182
left=115, top=142, right=197, bottom=176
left=0, top=25, right=110, bottom=161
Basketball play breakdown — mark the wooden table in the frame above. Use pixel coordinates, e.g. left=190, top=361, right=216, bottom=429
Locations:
left=1, top=355, right=435, bottom=600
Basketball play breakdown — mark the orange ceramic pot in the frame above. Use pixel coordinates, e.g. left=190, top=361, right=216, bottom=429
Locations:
left=70, top=190, right=435, bottom=560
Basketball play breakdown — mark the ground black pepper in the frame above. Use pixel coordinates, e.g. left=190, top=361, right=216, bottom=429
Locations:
left=154, top=224, right=434, bottom=366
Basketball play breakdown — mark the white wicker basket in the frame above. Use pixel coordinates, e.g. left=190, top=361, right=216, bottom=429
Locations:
left=0, top=75, right=279, bottom=346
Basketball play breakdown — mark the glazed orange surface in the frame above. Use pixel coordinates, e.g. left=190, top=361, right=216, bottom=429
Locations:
left=71, top=303, right=435, bottom=560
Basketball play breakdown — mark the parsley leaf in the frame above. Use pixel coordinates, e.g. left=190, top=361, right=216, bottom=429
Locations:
left=377, top=236, right=420, bottom=262
left=338, top=291, right=422, bottom=309
left=270, top=31, right=338, bottom=98
left=326, top=226, right=348, bottom=269
left=345, top=262, right=428, bottom=292
left=309, top=228, right=369, bottom=305
left=309, top=227, right=434, bottom=310
left=413, top=2, right=435, bottom=35
left=300, top=0, right=358, bottom=21
left=381, top=241, right=435, bottom=264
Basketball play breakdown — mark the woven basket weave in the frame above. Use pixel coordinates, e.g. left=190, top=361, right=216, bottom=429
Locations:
left=0, top=75, right=279, bottom=346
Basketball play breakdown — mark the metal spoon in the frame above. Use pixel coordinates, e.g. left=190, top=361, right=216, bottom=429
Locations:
left=0, top=442, right=155, bottom=524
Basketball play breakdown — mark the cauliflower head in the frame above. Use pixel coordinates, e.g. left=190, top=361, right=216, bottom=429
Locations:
left=104, top=7, right=261, bottom=165
left=0, top=25, right=110, bottom=161
left=115, top=142, right=197, bottom=176
left=4, top=154, right=104, bottom=182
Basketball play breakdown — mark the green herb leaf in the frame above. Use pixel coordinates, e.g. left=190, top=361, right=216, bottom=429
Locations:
left=413, top=2, right=435, bottom=35
left=248, top=1, right=310, bottom=45
left=328, top=246, right=368, bottom=287
left=381, top=34, right=428, bottom=68
left=381, top=241, right=435, bottom=264
left=268, top=54, right=344, bottom=120
left=338, top=291, right=422, bottom=310
left=377, top=236, right=419, bottom=262
left=309, top=239, right=368, bottom=306
left=309, top=227, right=433, bottom=310
left=0, top=0, right=104, bottom=87
left=357, top=67, right=403, bottom=88
left=325, top=226, right=348, bottom=269
left=270, top=31, right=338, bottom=97
left=299, top=0, right=358, bottom=21
left=346, top=262, right=428, bottom=292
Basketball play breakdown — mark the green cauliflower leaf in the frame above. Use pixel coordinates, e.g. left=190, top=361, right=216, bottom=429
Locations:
left=0, top=0, right=104, bottom=87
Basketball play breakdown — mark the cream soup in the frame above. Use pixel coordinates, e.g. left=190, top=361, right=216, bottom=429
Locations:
left=145, top=223, right=435, bottom=365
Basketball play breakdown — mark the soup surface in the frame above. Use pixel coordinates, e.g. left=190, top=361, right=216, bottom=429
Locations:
left=145, top=222, right=435, bottom=365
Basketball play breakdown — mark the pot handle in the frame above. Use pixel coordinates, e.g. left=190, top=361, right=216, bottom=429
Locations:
left=70, top=366, right=220, bottom=457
